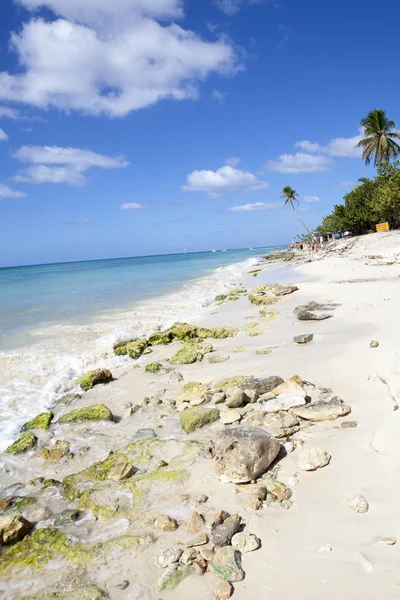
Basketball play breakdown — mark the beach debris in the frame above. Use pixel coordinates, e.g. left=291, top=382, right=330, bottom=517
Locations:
left=291, top=397, right=351, bottom=421
left=155, top=564, right=193, bottom=591
left=22, top=412, right=54, bottom=431
left=343, top=493, right=369, bottom=513
left=214, top=580, right=233, bottom=599
left=319, top=545, right=333, bottom=553
left=154, top=515, right=178, bottom=531
left=185, top=511, right=205, bottom=533
left=231, top=532, right=260, bottom=553
left=205, top=427, right=281, bottom=483
left=58, top=404, right=114, bottom=423
left=145, top=362, right=163, bottom=373
left=294, top=333, right=314, bottom=344
left=209, top=546, right=245, bottom=582
left=211, top=513, right=241, bottom=546
left=74, top=368, right=113, bottom=391
left=0, top=514, right=33, bottom=545
left=5, top=432, right=37, bottom=455
left=180, top=407, right=220, bottom=434
left=154, top=548, right=183, bottom=568
left=370, top=340, right=379, bottom=348
left=208, top=355, right=231, bottom=364
left=298, top=445, right=331, bottom=471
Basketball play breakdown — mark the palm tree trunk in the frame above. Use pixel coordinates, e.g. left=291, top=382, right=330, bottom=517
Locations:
left=290, top=201, right=311, bottom=235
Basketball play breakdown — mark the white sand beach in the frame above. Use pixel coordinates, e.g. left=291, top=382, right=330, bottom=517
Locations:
left=1, top=231, right=400, bottom=600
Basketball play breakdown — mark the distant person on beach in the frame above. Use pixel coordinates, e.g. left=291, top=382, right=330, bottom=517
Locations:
left=291, top=238, right=295, bottom=250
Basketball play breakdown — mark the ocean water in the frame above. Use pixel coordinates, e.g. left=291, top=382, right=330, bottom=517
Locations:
left=0, top=248, right=281, bottom=450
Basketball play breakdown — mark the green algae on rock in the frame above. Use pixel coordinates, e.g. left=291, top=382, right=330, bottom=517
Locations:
left=24, top=586, right=107, bottom=600
left=177, top=382, right=210, bottom=402
left=22, top=412, right=54, bottom=432
left=58, top=404, right=114, bottom=424
left=74, top=369, right=113, bottom=391
left=114, top=339, right=148, bottom=359
left=155, top=564, right=193, bottom=592
left=170, top=343, right=204, bottom=365
left=5, top=432, right=37, bottom=455
left=145, top=362, right=163, bottom=373
left=180, top=407, right=220, bottom=434
left=214, top=376, right=246, bottom=392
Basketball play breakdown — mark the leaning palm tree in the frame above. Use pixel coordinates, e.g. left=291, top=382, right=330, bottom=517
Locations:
left=356, top=109, right=400, bottom=166
left=280, top=186, right=311, bottom=235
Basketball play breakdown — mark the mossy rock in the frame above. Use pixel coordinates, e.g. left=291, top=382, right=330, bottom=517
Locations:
left=58, top=404, right=114, bottom=424
left=230, top=347, right=246, bottom=353
left=177, top=382, right=210, bottom=402
left=155, top=564, right=193, bottom=592
left=215, top=294, right=227, bottom=302
left=214, top=376, right=246, bottom=392
left=24, top=586, right=107, bottom=600
left=5, top=432, right=37, bottom=456
left=170, top=344, right=204, bottom=365
left=22, top=412, right=54, bottom=432
left=147, top=332, right=174, bottom=346
left=227, top=295, right=239, bottom=302
left=259, top=309, right=279, bottom=320
left=229, top=288, right=247, bottom=295
left=114, top=339, right=148, bottom=359
left=74, top=369, right=112, bottom=391
left=248, top=294, right=278, bottom=307
left=145, top=362, right=163, bottom=373
left=0, top=528, right=154, bottom=579
left=146, top=323, right=237, bottom=346
left=179, top=407, right=220, bottom=434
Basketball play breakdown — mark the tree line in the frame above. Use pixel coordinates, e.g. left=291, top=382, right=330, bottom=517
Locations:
left=280, top=109, right=400, bottom=237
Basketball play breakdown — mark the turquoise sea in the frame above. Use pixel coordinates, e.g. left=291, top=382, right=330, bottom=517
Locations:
left=0, top=247, right=282, bottom=450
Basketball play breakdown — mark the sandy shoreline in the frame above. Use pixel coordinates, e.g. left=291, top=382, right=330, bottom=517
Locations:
left=1, top=232, right=400, bottom=599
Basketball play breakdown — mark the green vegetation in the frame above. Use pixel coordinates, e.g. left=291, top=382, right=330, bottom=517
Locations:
left=356, top=109, right=400, bottom=166
left=22, top=412, right=54, bottom=431
left=5, top=432, right=37, bottom=455
left=58, top=404, right=114, bottom=424
left=74, top=369, right=113, bottom=391
left=145, top=362, right=163, bottom=373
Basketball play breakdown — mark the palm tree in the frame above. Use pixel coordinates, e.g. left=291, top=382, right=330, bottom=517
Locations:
left=280, top=186, right=311, bottom=235
left=356, top=109, right=400, bottom=166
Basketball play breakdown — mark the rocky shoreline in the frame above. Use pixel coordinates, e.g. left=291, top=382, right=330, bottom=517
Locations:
left=1, top=236, right=400, bottom=599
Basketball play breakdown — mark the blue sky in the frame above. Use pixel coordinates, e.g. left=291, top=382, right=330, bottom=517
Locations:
left=0, top=0, right=396, bottom=266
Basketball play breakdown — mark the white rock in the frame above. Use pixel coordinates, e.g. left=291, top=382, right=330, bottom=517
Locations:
left=231, top=531, right=260, bottom=553
left=263, top=392, right=306, bottom=413
left=220, top=411, right=241, bottom=425
left=154, top=548, right=183, bottom=568
left=343, top=492, right=369, bottom=513
left=298, top=446, right=331, bottom=471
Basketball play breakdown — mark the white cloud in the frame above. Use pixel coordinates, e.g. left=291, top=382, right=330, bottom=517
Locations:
left=267, top=153, right=333, bottom=174
left=215, top=0, right=266, bottom=16
left=12, top=145, right=129, bottom=185
left=333, top=181, right=359, bottom=190
left=120, top=202, right=148, bottom=210
left=0, top=128, right=9, bottom=141
left=225, top=156, right=240, bottom=167
left=212, top=90, right=227, bottom=104
left=295, top=130, right=363, bottom=158
left=303, top=195, right=320, bottom=204
left=0, top=106, right=20, bottom=119
left=182, top=165, right=268, bottom=195
left=0, top=1, right=240, bottom=117
left=0, top=183, right=26, bottom=198
left=230, top=201, right=281, bottom=212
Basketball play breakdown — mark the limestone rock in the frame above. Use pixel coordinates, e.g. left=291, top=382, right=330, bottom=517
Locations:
left=214, top=581, right=233, bottom=600
left=114, top=338, right=148, bottom=359
left=261, top=474, right=292, bottom=501
left=177, top=382, right=209, bottom=403
left=212, top=392, right=226, bottom=405
left=341, top=421, right=358, bottom=429
left=154, top=515, right=178, bottom=532
left=54, top=393, right=81, bottom=406
left=145, top=362, right=163, bottom=373
left=343, top=493, right=369, bottom=513
left=5, top=432, right=37, bottom=455
left=294, top=333, right=314, bottom=344
left=155, top=564, right=192, bottom=591
left=298, top=446, right=331, bottom=471
left=0, top=514, right=33, bottom=545
left=186, top=533, right=208, bottom=547
left=292, top=398, right=351, bottom=422
left=22, top=412, right=54, bottom=431
left=185, top=511, right=204, bottom=533
left=295, top=310, right=332, bottom=321
left=168, top=370, right=184, bottom=384
left=264, top=411, right=300, bottom=438
left=37, top=440, right=70, bottom=462
left=154, top=548, right=183, bottom=568
left=262, top=392, right=306, bottom=413
left=272, top=376, right=304, bottom=396
left=74, top=369, right=113, bottom=391
left=170, top=343, right=204, bottom=365
left=208, top=355, right=231, bottom=364
left=220, top=411, right=241, bottom=425
left=58, top=404, right=114, bottom=423
left=209, top=546, right=245, bottom=582
left=180, top=407, right=220, bottom=434
left=231, top=531, right=260, bottom=553
left=211, top=514, right=241, bottom=546
left=225, top=388, right=246, bottom=409
left=205, top=427, right=280, bottom=483
left=107, top=462, right=135, bottom=481
left=370, top=340, right=379, bottom=348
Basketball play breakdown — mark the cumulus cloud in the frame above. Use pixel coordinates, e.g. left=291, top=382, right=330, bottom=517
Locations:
left=12, top=145, right=129, bottom=185
left=0, top=183, right=26, bottom=198
left=295, top=130, right=363, bottom=158
left=0, top=128, right=8, bottom=141
left=303, top=195, right=320, bottom=204
left=267, top=153, right=333, bottom=174
left=0, top=106, right=20, bottom=119
left=225, top=156, right=240, bottom=167
left=182, top=165, right=267, bottom=196
left=0, top=1, right=240, bottom=117
left=230, top=201, right=281, bottom=212
left=120, top=202, right=148, bottom=210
